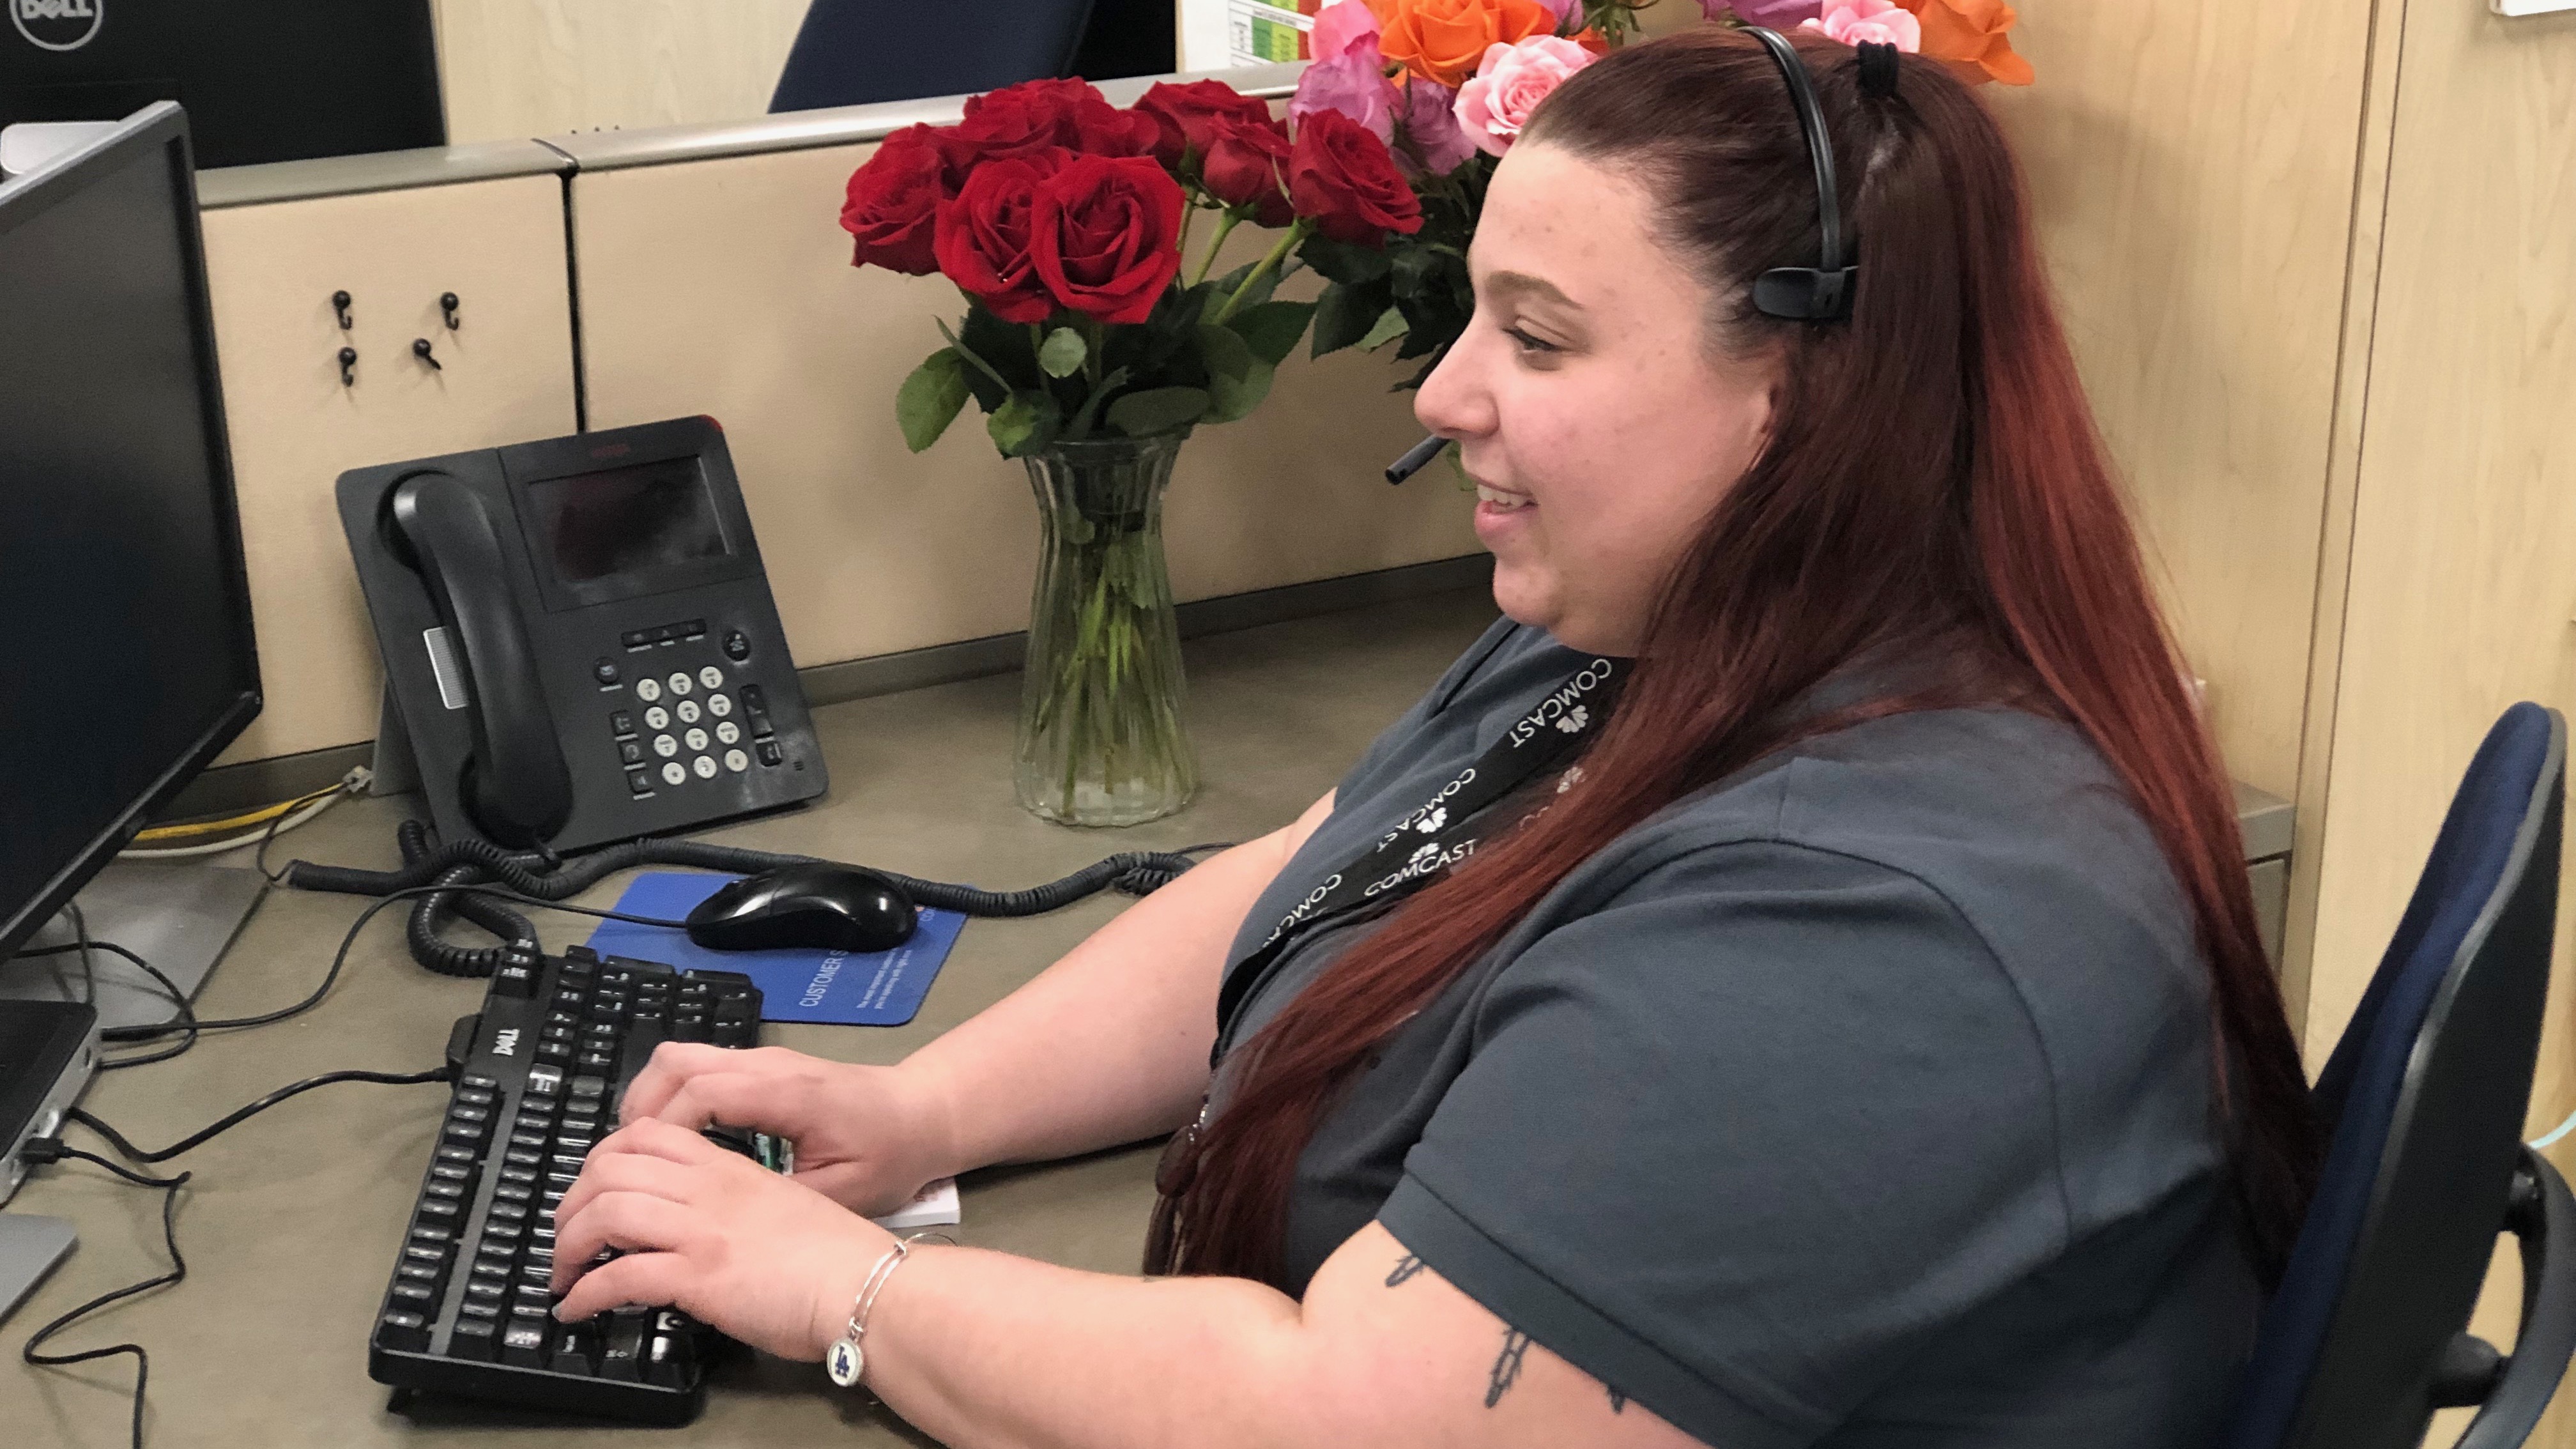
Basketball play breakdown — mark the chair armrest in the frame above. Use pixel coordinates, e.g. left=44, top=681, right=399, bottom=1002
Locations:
left=2455, top=1146, right=2576, bottom=1449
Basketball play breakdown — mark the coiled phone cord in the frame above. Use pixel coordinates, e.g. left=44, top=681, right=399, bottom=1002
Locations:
left=287, top=822, right=1222, bottom=979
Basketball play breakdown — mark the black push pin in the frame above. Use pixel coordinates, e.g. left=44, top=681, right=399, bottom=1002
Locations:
left=331, top=290, right=353, bottom=329
left=337, top=346, right=357, bottom=387
left=440, top=292, right=461, bottom=330
left=412, top=337, right=443, bottom=371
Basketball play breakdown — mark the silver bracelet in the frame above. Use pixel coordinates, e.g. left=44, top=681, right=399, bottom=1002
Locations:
left=824, top=1232, right=953, bottom=1388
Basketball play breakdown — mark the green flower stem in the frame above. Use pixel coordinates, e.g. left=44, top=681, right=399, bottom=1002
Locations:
left=1207, top=220, right=1310, bottom=327
left=1191, top=210, right=1243, bottom=288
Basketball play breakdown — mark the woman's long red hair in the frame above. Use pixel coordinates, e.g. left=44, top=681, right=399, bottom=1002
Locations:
left=1167, top=30, right=2318, bottom=1287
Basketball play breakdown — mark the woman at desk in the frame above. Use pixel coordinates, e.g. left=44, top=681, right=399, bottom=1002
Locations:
left=550, top=30, right=2317, bottom=1448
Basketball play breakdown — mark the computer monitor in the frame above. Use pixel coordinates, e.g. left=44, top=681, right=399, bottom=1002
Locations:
left=1, top=0, right=443, bottom=170
left=0, top=103, right=263, bottom=1013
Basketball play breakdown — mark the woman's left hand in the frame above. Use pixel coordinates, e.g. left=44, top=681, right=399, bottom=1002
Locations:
left=548, top=1116, right=890, bottom=1361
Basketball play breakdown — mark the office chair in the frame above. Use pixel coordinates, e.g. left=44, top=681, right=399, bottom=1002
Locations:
left=769, top=0, right=1174, bottom=114
left=2222, top=703, right=2576, bottom=1449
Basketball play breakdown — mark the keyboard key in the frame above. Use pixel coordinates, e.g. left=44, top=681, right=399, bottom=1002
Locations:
left=397, top=1262, right=442, bottom=1286
left=378, top=1311, right=429, bottom=1352
left=550, top=1326, right=598, bottom=1377
left=435, top=1145, right=477, bottom=1167
left=461, top=1074, right=500, bottom=1092
left=416, top=1197, right=461, bottom=1222
left=401, top=1244, right=447, bottom=1267
left=454, top=1087, right=496, bottom=1108
left=447, top=1317, right=499, bottom=1361
left=601, top=1310, right=648, bottom=1381
left=391, top=1282, right=435, bottom=1307
left=493, top=1183, right=534, bottom=1205
left=502, top=1322, right=548, bottom=1367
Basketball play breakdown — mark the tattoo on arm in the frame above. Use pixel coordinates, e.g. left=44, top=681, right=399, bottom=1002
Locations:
left=1608, top=1387, right=1628, bottom=1414
left=1486, top=1329, right=1533, bottom=1408
left=1385, top=1254, right=1425, bottom=1287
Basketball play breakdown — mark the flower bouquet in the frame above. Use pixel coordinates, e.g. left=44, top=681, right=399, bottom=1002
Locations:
left=1287, top=0, right=2032, bottom=381
left=838, top=77, right=1427, bottom=824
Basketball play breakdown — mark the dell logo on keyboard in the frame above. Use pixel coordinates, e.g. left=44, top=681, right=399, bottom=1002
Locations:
left=12, top=0, right=103, bottom=53
left=493, top=1028, right=520, bottom=1057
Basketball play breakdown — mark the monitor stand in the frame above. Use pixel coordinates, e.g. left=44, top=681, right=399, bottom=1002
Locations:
left=0, top=860, right=268, bottom=1032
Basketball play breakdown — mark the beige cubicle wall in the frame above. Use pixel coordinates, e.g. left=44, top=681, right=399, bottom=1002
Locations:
left=195, top=160, right=579, bottom=768
left=561, top=137, right=1473, bottom=671
left=429, top=0, right=811, bottom=144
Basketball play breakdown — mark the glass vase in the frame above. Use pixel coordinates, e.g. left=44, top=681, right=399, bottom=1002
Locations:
left=1013, top=432, right=1198, bottom=826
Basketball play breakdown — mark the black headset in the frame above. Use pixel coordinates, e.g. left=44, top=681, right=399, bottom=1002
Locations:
left=1744, top=26, right=1859, bottom=323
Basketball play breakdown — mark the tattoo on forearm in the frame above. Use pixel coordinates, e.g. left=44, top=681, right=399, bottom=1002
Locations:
left=1386, top=1254, right=1425, bottom=1287
left=1609, top=1387, right=1628, bottom=1413
left=1486, top=1330, right=1533, bottom=1407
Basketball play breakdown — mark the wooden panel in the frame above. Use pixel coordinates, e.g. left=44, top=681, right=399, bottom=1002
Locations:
left=1983, top=0, right=2375, bottom=808
left=433, top=0, right=811, bottom=144
left=199, top=176, right=578, bottom=765
left=571, top=141, right=1480, bottom=673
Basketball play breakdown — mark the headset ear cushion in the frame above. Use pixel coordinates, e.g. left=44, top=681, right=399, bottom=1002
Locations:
left=1754, top=266, right=1858, bottom=321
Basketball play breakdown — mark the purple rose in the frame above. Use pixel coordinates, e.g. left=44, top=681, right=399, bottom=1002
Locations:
left=1289, top=47, right=1398, bottom=142
left=1709, top=0, right=1825, bottom=24
left=1396, top=79, right=1476, bottom=177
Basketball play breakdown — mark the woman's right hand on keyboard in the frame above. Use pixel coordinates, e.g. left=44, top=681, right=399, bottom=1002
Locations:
left=618, top=1041, right=954, bottom=1219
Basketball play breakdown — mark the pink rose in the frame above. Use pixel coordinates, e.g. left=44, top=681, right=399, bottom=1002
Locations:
left=1396, top=78, right=1477, bottom=177
left=1290, top=47, right=1399, bottom=142
left=1308, top=0, right=1382, bottom=60
left=1798, top=0, right=1922, bottom=49
left=1453, top=35, right=1595, bottom=158
left=1712, top=0, right=1823, bottom=24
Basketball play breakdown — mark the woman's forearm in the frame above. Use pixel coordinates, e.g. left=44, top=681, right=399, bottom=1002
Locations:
left=896, top=794, right=1332, bottom=1176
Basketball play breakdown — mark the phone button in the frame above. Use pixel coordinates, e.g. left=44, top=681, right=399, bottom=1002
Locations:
left=635, top=678, right=663, bottom=703
left=611, top=711, right=636, bottom=738
left=755, top=739, right=783, bottom=768
left=724, top=749, right=749, bottom=774
left=626, top=767, right=654, bottom=795
left=592, top=659, right=621, bottom=687
left=661, top=762, right=689, bottom=787
left=691, top=755, right=719, bottom=780
left=666, top=672, right=695, bottom=698
left=715, top=721, right=741, bottom=746
left=684, top=728, right=710, bottom=753
left=698, top=666, right=725, bottom=690
left=707, top=693, right=733, bottom=719
left=618, top=740, right=645, bottom=766
left=675, top=700, right=702, bottom=725
left=723, top=630, right=751, bottom=661
left=653, top=734, right=680, bottom=758
left=644, top=705, right=670, bottom=732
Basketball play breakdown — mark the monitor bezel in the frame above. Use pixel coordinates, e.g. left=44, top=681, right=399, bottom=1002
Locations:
left=0, top=102, right=264, bottom=965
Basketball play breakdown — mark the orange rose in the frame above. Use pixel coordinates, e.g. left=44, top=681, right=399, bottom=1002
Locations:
left=1897, top=0, right=2034, bottom=86
left=1376, top=0, right=1559, bottom=89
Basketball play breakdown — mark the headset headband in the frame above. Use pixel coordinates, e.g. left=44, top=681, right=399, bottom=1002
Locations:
left=1744, top=27, right=1858, bottom=322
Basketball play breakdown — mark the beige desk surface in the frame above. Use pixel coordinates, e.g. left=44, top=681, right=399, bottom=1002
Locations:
left=4, top=591, right=1503, bottom=1449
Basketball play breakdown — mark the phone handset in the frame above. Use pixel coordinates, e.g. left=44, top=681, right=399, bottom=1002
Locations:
left=387, top=471, right=576, bottom=848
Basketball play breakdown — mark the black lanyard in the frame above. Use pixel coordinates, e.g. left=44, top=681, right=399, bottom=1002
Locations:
left=1211, top=655, right=1626, bottom=1060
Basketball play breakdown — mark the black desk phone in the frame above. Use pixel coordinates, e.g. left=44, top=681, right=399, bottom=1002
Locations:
left=336, top=417, right=827, bottom=852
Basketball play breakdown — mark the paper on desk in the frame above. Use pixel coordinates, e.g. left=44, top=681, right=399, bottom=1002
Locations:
left=871, top=1177, right=962, bottom=1232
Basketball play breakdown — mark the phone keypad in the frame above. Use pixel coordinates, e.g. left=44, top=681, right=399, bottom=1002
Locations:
left=607, top=643, right=776, bottom=800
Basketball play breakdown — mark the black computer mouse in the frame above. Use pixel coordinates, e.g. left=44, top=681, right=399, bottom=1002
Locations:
left=683, top=864, right=919, bottom=954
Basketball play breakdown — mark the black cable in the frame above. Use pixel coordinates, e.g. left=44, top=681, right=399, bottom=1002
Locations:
left=10, top=937, right=205, bottom=1068
left=65, top=1064, right=450, bottom=1165
left=68, top=900, right=96, bottom=1008
left=18, top=1147, right=188, bottom=1449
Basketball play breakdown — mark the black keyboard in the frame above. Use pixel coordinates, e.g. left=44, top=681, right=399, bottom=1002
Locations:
left=368, top=942, right=764, bottom=1425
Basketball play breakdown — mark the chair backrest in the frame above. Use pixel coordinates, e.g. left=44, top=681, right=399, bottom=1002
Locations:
left=2223, top=703, right=2566, bottom=1449
left=770, top=0, right=1102, bottom=114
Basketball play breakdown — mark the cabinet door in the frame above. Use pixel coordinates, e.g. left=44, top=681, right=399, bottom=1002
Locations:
left=200, top=174, right=576, bottom=765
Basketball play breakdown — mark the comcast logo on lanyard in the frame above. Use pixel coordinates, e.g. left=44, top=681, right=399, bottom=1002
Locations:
left=12, top=0, right=102, bottom=52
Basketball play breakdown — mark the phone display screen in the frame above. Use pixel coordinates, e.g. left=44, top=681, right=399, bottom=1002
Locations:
left=527, top=459, right=732, bottom=585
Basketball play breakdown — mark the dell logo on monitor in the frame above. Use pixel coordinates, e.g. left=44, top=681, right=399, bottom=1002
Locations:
left=12, top=0, right=102, bottom=53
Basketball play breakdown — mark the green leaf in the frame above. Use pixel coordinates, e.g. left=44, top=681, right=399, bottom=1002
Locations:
left=1225, top=300, right=1317, bottom=368
left=1298, top=234, right=1394, bottom=286
left=1311, top=279, right=1397, bottom=356
left=987, top=390, right=1062, bottom=457
left=1199, top=323, right=1271, bottom=422
left=1205, top=259, right=1285, bottom=316
left=894, top=348, right=972, bottom=453
left=1106, top=387, right=1209, bottom=438
left=1357, top=304, right=1409, bottom=351
left=1038, top=326, right=1087, bottom=379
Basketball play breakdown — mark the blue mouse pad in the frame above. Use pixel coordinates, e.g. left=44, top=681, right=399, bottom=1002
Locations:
left=583, top=873, right=965, bottom=1027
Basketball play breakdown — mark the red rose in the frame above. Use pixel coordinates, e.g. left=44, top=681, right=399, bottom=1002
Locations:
left=1287, top=109, right=1424, bottom=245
left=1198, top=118, right=1294, bottom=228
left=1031, top=155, right=1185, bottom=325
left=944, top=78, right=1157, bottom=172
left=1134, top=79, right=1280, bottom=172
left=839, top=125, right=951, bottom=275
left=933, top=151, right=1071, bottom=323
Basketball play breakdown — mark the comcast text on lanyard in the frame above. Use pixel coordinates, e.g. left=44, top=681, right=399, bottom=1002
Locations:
left=1211, top=654, right=1627, bottom=1064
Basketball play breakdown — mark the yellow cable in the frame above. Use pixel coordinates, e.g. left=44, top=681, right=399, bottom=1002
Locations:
left=130, top=782, right=341, bottom=842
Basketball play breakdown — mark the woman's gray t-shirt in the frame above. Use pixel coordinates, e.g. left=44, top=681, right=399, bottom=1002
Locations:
left=1215, top=618, right=2258, bottom=1449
